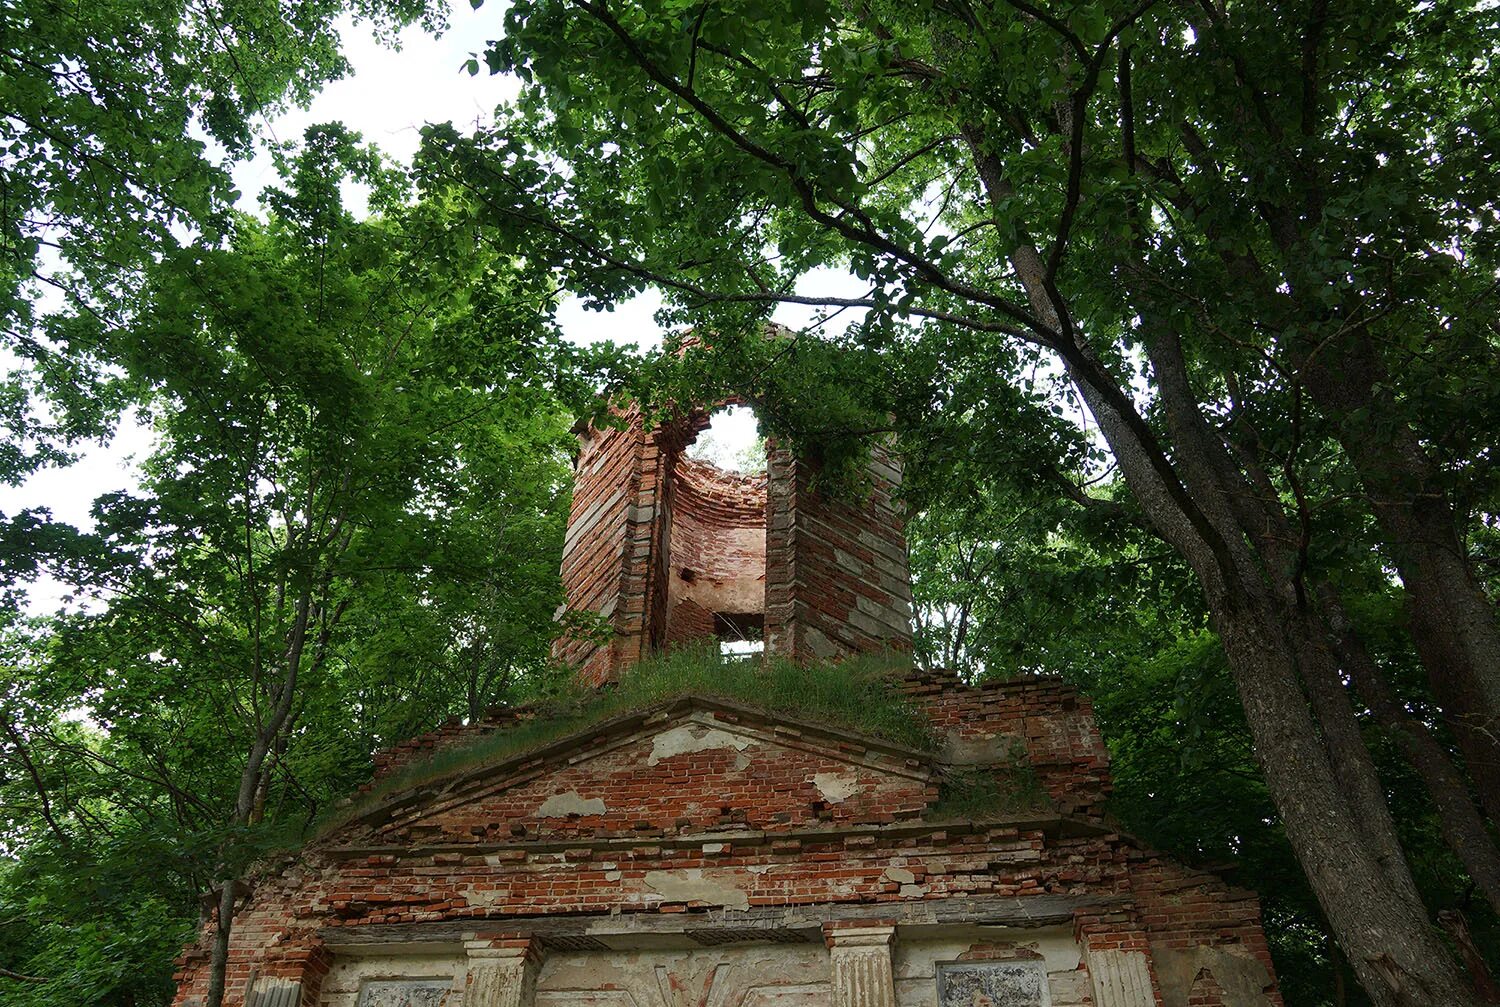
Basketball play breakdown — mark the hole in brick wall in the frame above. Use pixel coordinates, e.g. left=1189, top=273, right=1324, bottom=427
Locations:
left=715, top=612, right=765, bottom=659
left=685, top=405, right=766, bottom=473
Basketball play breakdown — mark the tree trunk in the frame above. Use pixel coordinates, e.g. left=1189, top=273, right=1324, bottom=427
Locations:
left=1158, top=9, right=1500, bottom=826
left=204, top=591, right=313, bottom=1007
left=204, top=879, right=239, bottom=1007
left=1124, top=271, right=1426, bottom=908
left=1299, top=340, right=1500, bottom=823
left=1320, top=586, right=1500, bottom=915
left=955, top=129, right=1485, bottom=1005
left=1213, top=582, right=1481, bottom=1006
left=1143, top=225, right=1500, bottom=990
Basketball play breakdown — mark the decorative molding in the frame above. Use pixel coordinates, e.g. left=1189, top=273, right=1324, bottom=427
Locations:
left=1086, top=948, right=1158, bottom=1007
left=465, top=935, right=544, bottom=1007
left=826, top=925, right=897, bottom=1007
left=936, top=960, right=1051, bottom=1007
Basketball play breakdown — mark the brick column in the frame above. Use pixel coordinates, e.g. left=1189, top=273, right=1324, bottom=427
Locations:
left=464, top=934, right=544, bottom=1007
left=825, top=924, right=897, bottom=1007
left=244, top=938, right=331, bottom=1007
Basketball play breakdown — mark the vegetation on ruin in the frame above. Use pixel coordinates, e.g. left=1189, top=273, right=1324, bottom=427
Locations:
left=931, top=763, right=1050, bottom=821
left=0, top=131, right=582, bottom=1005
left=3, top=0, right=1500, bottom=1004
left=314, top=645, right=935, bottom=838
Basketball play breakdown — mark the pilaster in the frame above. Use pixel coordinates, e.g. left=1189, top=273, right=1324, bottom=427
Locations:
left=825, top=923, right=898, bottom=1007
left=464, top=934, right=544, bottom=1007
left=244, top=937, right=331, bottom=1007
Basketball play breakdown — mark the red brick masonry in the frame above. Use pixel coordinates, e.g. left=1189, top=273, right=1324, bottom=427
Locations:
left=171, top=671, right=1280, bottom=1006
left=553, top=406, right=914, bottom=684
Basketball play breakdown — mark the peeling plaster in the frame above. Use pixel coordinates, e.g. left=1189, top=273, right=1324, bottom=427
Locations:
left=642, top=869, right=751, bottom=910
left=811, top=772, right=861, bottom=803
left=648, top=725, right=753, bottom=766
left=1152, top=943, right=1275, bottom=1007
left=536, top=791, right=608, bottom=817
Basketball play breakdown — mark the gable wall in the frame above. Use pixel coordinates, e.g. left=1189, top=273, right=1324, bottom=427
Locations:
left=363, top=673, right=1112, bottom=819
left=375, top=714, right=933, bottom=847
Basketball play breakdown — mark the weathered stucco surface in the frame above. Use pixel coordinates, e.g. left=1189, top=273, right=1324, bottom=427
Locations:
left=647, top=723, right=753, bottom=766
left=539, top=943, right=830, bottom=1006
left=534, top=791, right=607, bottom=817
left=277, top=929, right=1113, bottom=1007
left=320, top=951, right=465, bottom=1007
left=1152, top=942, right=1277, bottom=1007
left=172, top=680, right=1281, bottom=1007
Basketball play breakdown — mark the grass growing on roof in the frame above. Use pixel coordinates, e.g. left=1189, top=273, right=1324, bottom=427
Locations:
left=311, top=645, right=932, bottom=841
left=930, top=759, right=1050, bottom=820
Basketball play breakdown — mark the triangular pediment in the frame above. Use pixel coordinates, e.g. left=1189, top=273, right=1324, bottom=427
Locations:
left=326, top=695, right=937, bottom=846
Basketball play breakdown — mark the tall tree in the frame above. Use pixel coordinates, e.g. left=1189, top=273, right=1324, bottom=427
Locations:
left=0, top=0, right=445, bottom=307
left=418, top=1, right=1500, bottom=1001
left=0, top=0, right=448, bottom=489
left=0, top=125, right=576, bottom=1004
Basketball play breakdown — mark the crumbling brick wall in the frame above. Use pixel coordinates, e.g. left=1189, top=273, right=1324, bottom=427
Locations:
left=764, top=441, right=913, bottom=661
left=664, top=456, right=767, bottom=644
left=553, top=406, right=912, bottom=681
left=171, top=675, right=1280, bottom=1007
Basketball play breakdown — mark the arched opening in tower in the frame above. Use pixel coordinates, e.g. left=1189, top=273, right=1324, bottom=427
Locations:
left=661, top=405, right=768, bottom=658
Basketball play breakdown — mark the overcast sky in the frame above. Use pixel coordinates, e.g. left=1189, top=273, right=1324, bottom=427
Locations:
left=2, top=1, right=855, bottom=606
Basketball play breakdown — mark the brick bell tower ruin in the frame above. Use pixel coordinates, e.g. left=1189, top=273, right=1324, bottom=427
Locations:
left=170, top=383, right=1284, bottom=1007
left=553, top=401, right=913, bottom=684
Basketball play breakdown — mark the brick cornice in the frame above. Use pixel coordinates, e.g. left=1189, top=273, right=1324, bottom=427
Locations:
left=315, top=891, right=1129, bottom=951
left=320, top=814, right=1118, bottom=860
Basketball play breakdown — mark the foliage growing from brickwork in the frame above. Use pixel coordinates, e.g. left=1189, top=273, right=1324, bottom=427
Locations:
left=428, top=0, right=1500, bottom=1001
left=316, top=645, right=935, bottom=837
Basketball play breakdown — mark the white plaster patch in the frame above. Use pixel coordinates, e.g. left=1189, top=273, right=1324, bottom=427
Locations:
left=536, top=791, right=608, bottom=817
left=642, top=869, right=751, bottom=910
left=647, top=725, right=753, bottom=766
left=884, top=867, right=915, bottom=884
left=319, top=954, right=466, bottom=1007
left=811, top=771, right=862, bottom=803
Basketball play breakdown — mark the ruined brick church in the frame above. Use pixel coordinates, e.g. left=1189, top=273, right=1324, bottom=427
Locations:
left=171, top=398, right=1283, bottom=1007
